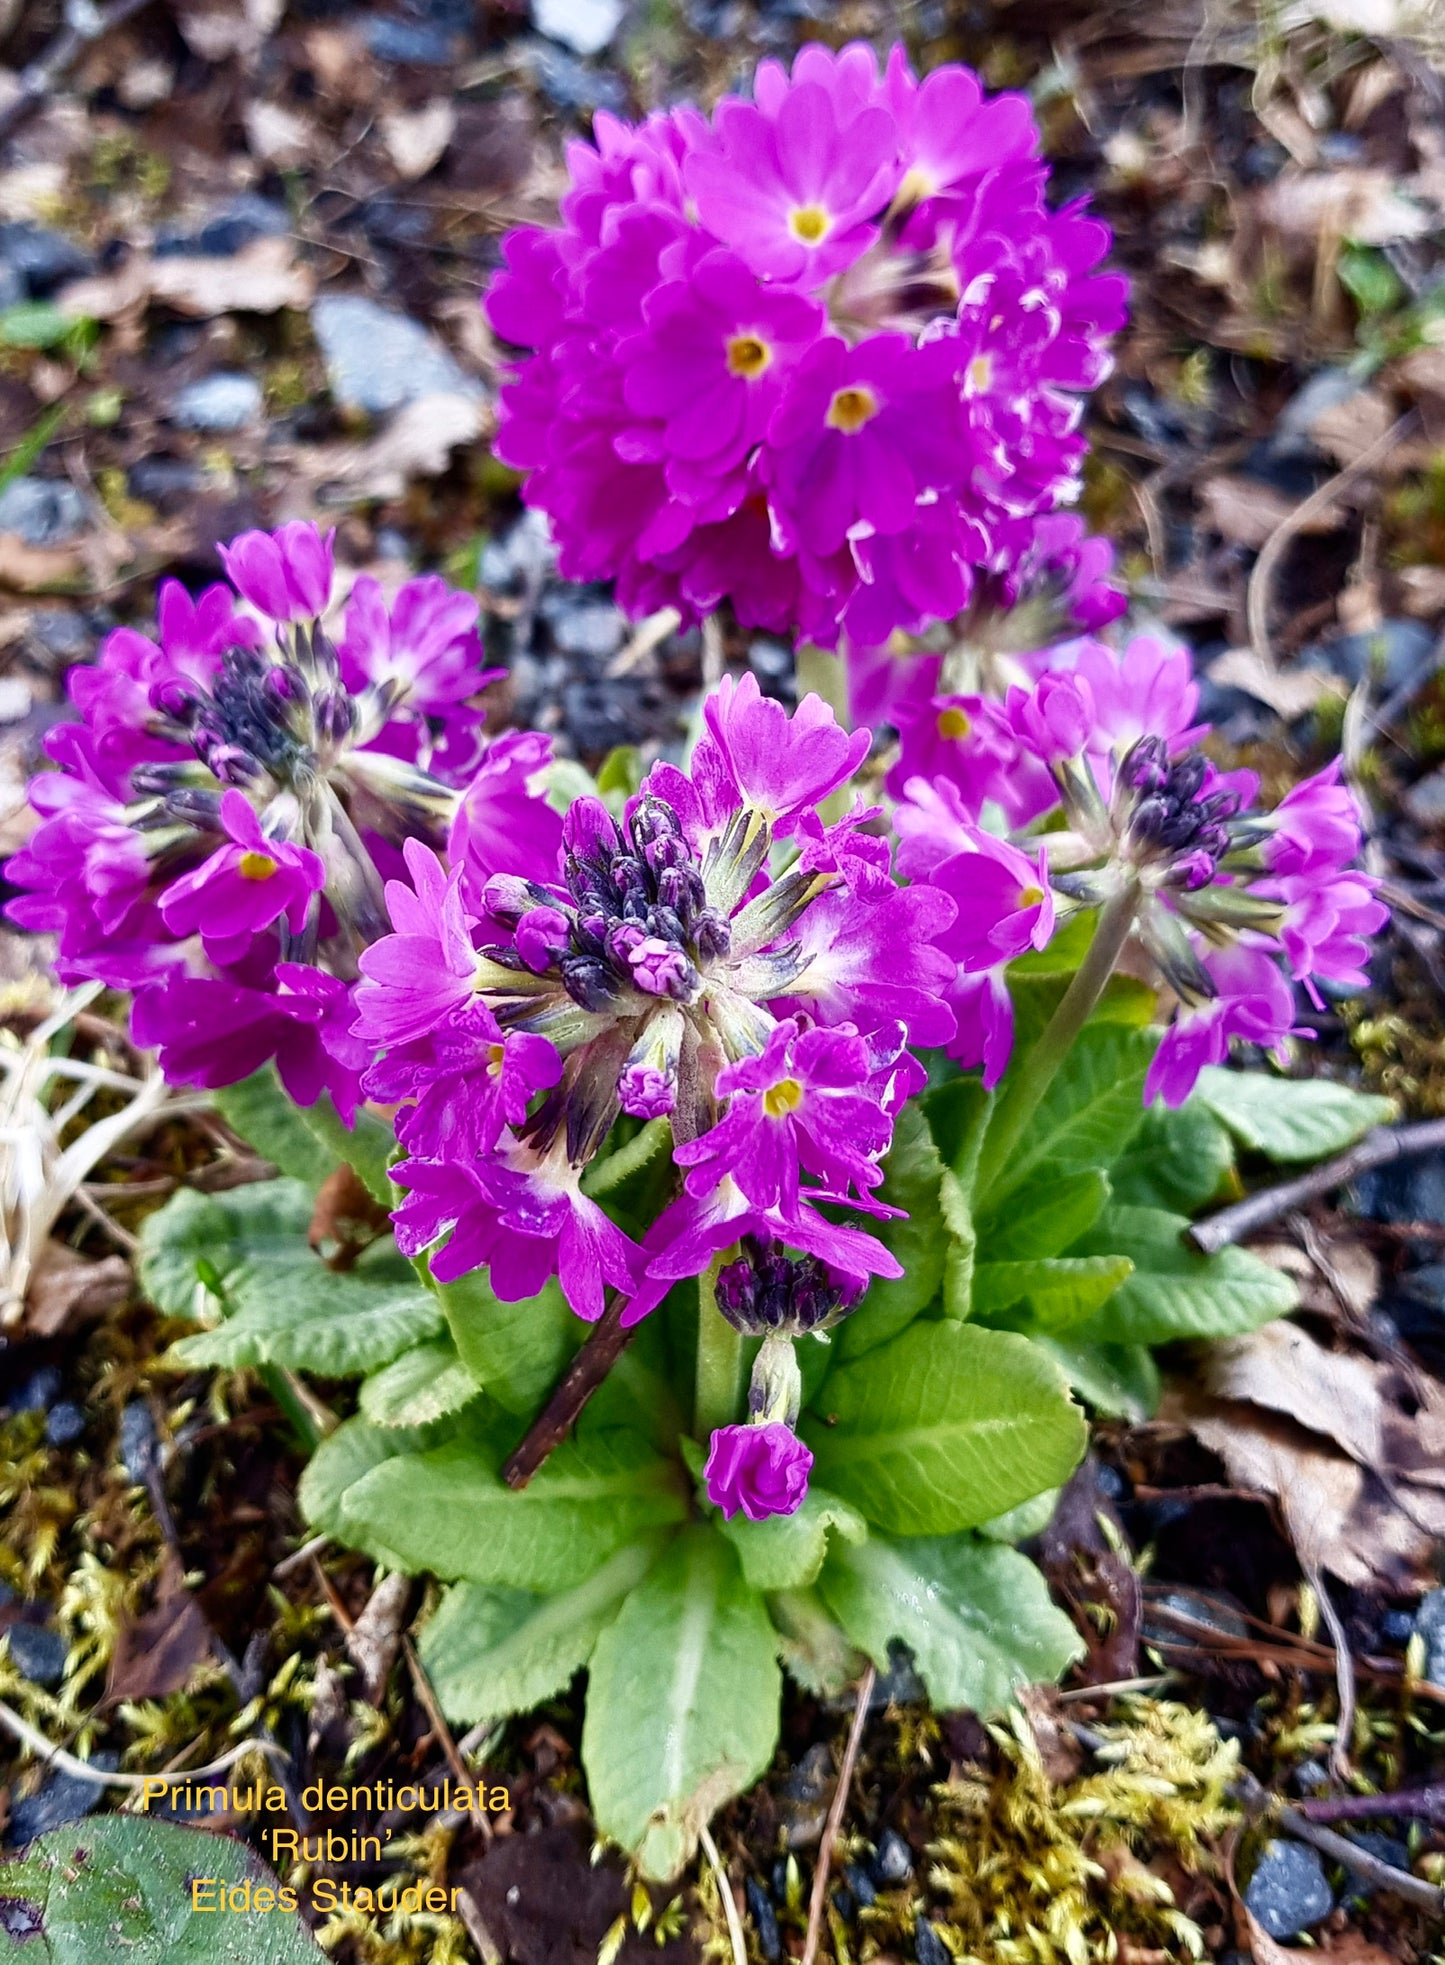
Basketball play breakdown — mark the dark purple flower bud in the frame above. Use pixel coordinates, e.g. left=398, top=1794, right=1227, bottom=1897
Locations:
left=560, top=952, right=618, bottom=1011
left=703, top=1422, right=812, bottom=1522
left=266, top=666, right=306, bottom=704
left=206, top=743, right=260, bottom=785
left=715, top=1238, right=859, bottom=1335
left=313, top=690, right=355, bottom=745
left=481, top=873, right=536, bottom=926
left=150, top=680, right=201, bottom=723
left=515, top=905, right=572, bottom=973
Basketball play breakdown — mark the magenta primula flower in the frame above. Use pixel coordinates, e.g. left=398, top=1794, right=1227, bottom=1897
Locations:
left=363, top=1007, right=562, bottom=1160
left=674, top=1018, right=893, bottom=1212
left=1259, top=759, right=1366, bottom=877
left=704, top=1422, right=813, bottom=1522
left=1144, top=945, right=1298, bottom=1108
left=159, top=790, right=325, bottom=966
left=926, top=834, right=1057, bottom=972
left=485, top=40, right=1126, bottom=648
left=701, top=671, right=870, bottom=832
left=4, top=522, right=530, bottom=1110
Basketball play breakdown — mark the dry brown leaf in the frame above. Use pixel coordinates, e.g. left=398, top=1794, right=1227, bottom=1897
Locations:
left=311, top=392, right=489, bottom=500
left=243, top=100, right=314, bottom=169
left=176, top=0, right=284, bottom=61
left=1257, top=170, right=1435, bottom=247
left=345, top=1572, right=412, bottom=1705
left=105, top=1551, right=212, bottom=1705
left=0, top=535, right=85, bottom=592
left=1200, top=474, right=1341, bottom=549
left=1206, top=649, right=1347, bottom=719
left=382, top=101, right=456, bottom=180
left=58, top=237, right=313, bottom=322
left=1309, top=388, right=1397, bottom=466
left=24, top=1242, right=130, bottom=1339
left=1204, top=1321, right=1385, bottom=1467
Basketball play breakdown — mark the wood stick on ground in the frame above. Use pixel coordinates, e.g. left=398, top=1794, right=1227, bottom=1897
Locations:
left=0, top=0, right=157, bottom=146
left=1233, top=1768, right=1445, bottom=1917
left=502, top=1288, right=637, bottom=1488
left=1294, top=1782, right=1445, bottom=1826
left=1188, top=1117, right=1445, bottom=1255
left=0, top=1701, right=284, bottom=1794
left=402, top=1636, right=492, bottom=1838
left=699, top=1823, right=747, bottom=1965
left=1246, top=412, right=1414, bottom=667
left=801, top=1662, right=876, bottom=1965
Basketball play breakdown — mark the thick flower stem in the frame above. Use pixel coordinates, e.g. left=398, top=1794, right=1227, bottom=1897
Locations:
left=975, top=879, right=1143, bottom=1209
left=501, top=1290, right=636, bottom=1489
left=694, top=1254, right=743, bottom=1439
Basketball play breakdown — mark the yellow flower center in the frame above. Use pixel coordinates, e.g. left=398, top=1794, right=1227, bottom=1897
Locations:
left=726, top=333, right=772, bottom=379
left=825, top=385, right=880, bottom=434
left=788, top=204, right=830, bottom=244
left=1017, top=884, right=1045, bottom=909
left=965, top=353, right=994, bottom=394
left=762, top=1077, right=805, bottom=1119
left=893, top=164, right=938, bottom=212
left=936, top=706, right=972, bottom=741
left=486, top=1042, right=506, bottom=1078
left=238, top=850, right=278, bottom=881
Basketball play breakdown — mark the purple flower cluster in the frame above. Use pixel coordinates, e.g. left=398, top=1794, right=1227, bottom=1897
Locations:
left=5, top=524, right=538, bottom=1116
left=358, top=672, right=956, bottom=1331
left=888, top=632, right=1386, bottom=1104
left=486, top=42, right=1127, bottom=650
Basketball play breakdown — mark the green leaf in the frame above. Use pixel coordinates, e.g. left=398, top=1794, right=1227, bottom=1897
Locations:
left=977, top=1488, right=1059, bottom=1542
left=984, top=1024, right=1156, bottom=1203
left=940, top=1170, right=977, bottom=1319
left=1070, top=1204, right=1297, bottom=1344
left=1109, top=1101, right=1235, bottom=1210
left=717, top=1483, right=867, bottom=1592
left=0, top=301, right=76, bottom=350
left=803, top=1321, right=1086, bottom=1536
left=582, top=1525, right=781, bottom=1881
left=595, top=744, right=645, bottom=803
left=419, top=1537, right=671, bottom=1728
left=922, top=1076, right=992, bottom=1184
left=0, top=1814, right=324, bottom=1962
left=819, top=1535, right=1082, bottom=1713
left=1339, top=243, right=1404, bottom=318
left=140, top=1179, right=312, bottom=1317
left=978, top=1170, right=1111, bottom=1260
left=359, top=1340, right=484, bottom=1429
left=767, top=1586, right=862, bottom=1698
left=297, top=1417, right=421, bottom=1566
left=970, top=1253, right=1134, bottom=1331
left=294, top=1099, right=398, bottom=1206
left=213, top=1071, right=341, bottom=1189
left=1193, top=1068, right=1395, bottom=1164
left=1034, top=1337, right=1160, bottom=1422
left=835, top=1100, right=947, bottom=1360
left=438, top=1269, right=580, bottom=1415
left=338, top=1419, right=687, bottom=1590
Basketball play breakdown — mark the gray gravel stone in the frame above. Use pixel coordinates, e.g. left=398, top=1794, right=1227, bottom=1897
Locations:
left=171, top=372, right=264, bottom=432
left=1414, top=1587, right=1445, bottom=1689
left=532, top=0, right=623, bottom=56
left=0, top=478, right=87, bottom=546
left=311, top=294, right=483, bottom=414
left=1244, top=1839, right=1333, bottom=1938
left=3, top=1753, right=116, bottom=1848
left=5, top=1622, right=66, bottom=1686
left=0, top=222, right=92, bottom=295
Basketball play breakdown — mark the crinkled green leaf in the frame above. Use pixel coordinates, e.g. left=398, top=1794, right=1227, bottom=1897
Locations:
left=297, top=1416, right=430, bottom=1567
left=0, top=1814, right=324, bottom=1961
left=1193, top=1068, right=1396, bottom=1164
left=922, top=1076, right=992, bottom=1185
left=979, top=1170, right=1112, bottom=1261
left=338, top=1418, right=688, bottom=1589
left=146, top=1180, right=440, bottom=1375
left=819, top=1535, right=1082, bottom=1712
left=977, top=1488, right=1059, bottom=1543
left=768, top=1586, right=863, bottom=1698
left=419, top=1537, right=671, bottom=1729
left=1109, top=1100, right=1235, bottom=1210
left=803, top=1321, right=1086, bottom=1536
left=1034, top=1337, right=1160, bottom=1422
left=359, top=1340, right=484, bottom=1429
left=582, top=1526, right=781, bottom=1881
left=717, top=1483, right=867, bottom=1592
left=214, top=1070, right=341, bottom=1189
left=940, top=1170, right=977, bottom=1319
left=836, top=1100, right=947, bottom=1360
left=438, top=1269, right=580, bottom=1415
left=1070, top=1204, right=1297, bottom=1344
left=971, top=1253, right=1134, bottom=1331
left=984, top=1024, right=1156, bottom=1203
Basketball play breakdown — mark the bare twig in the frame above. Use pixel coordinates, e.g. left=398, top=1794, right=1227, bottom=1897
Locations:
left=1246, top=413, right=1414, bottom=667
left=502, top=1289, right=637, bottom=1488
left=1233, top=1768, right=1445, bottom=1917
left=0, top=0, right=158, bottom=146
left=802, top=1662, right=876, bottom=1965
left=1294, top=1782, right=1445, bottom=1827
left=699, top=1822, right=747, bottom=1965
left=1308, top=1565, right=1356, bottom=1783
left=402, top=1637, right=492, bottom=1839
left=1187, top=1117, right=1445, bottom=1254
left=0, top=1700, right=284, bottom=1795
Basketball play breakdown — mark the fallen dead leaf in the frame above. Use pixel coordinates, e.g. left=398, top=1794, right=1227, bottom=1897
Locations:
left=310, top=393, right=490, bottom=501
left=105, top=1551, right=212, bottom=1705
left=1206, top=649, right=1347, bottom=720
left=346, top=1572, right=412, bottom=1705
left=176, top=0, right=284, bottom=62
left=57, top=237, right=313, bottom=322
left=1309, top=387, right=1398, bottom=466
left=24, top=1241, right=130, bottom=1339
left=382, top=101, right=456, bottom=180
left=1257, top=169, right=1436, bottom=248
left=1205, top=1320, right=1386, bottom=1467
left=309, top=1162, right=392, bottom=1270
left=244, top=99, right=315, bottom=170
left=1200, top=474, right=1341, bottom=549
left=0, top=536, right=85, bottom=592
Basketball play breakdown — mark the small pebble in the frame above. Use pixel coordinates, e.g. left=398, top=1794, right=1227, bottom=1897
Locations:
left=1413, top=1588, right=1445, bottom=1690
left=5, top=1622, right=66, bottom=1687
left=3, top=1753, right=116, bottom=1848
left=119, top=1399, right=158, bottom=1486
left=872, top=1828, right=913, bottom=1886
left=311, top=294, right=482, bottom=414
left=127, top=458, right=202, bottom=508
left=0, top=262, right=23, bottom=309
left=527, top=40, right=627, bottom=113
left=363, top=16, right=455, bottom=62
left=532, top=0, right=624, bottom=56
left=29, top=610, right=89, bottom=660
left=550, top=600, right=625, bottom=663
left=171, top=372, right=263, bottom=433
left=844, top=1861, right=876, bottom=1907
left=45, top=1402, right=86, bottom=1447
left=744, top=1877, right=780, bottom=1962
left=0, top=478, right=87, bottom=547
left=1244, top=1839, right=1333, bottom=1938
left=1379, top=1607, right=1415, bottom=1645
left=13, top=1366, right=60, bottom=1413
left=914, top=1916, right=951, bottom=1965
left=1341, top=1831, right=1412, bottom=1899
left=0, top=221, right=92, bottom=296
